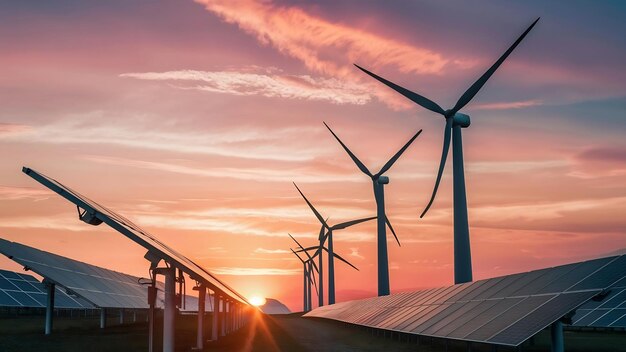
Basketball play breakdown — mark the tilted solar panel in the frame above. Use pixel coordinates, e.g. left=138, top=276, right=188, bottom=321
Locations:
left=0, top=269, right=90, bottom=309
left=22, top=167, right=248, bottom=305
left=0, top=239, right=148, bottom=309
left=572, top=268, right=626, bottom=328
left=305, top=254, right=626, bottom=346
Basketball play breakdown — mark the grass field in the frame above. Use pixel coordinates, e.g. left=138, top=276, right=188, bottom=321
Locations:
left=1, top=312, right=624, bottom=351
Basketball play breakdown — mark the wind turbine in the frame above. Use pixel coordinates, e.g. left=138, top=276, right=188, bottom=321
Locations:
left=294, top=242, right=360, bottom=306
left=290, top=248, right=318, bottom=311
left=289, top=234, right=319, bottom=311
left=354, top=18, right=539, bottom=284
left=323, top=122, right=422, bottom=296
left=293, top=183, right=375, bottom=304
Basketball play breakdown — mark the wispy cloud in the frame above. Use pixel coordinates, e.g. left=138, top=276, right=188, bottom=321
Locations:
left=472, top=197, right=626, bottom=222
left=349, top=247, right=364, bottom=260
left=0, top=216, right=94, bottom=232
left=0, top=186, right=53, bottom=201
left=83, top=155, right=362, bottom=183
left=254, top=248, right=290, bottom=254
left=568, top=147, right=626, bottom=178
left=471, top=100, right=543, bottom=111
left=121, top=70, right=371, bottom=105
left=466, top=160, right=568, bottom=174
left=0, top=123, right=31, bottom=135
left=0, top=113, right=327, bottom=162
left=209, top=266, right=300, bottom=276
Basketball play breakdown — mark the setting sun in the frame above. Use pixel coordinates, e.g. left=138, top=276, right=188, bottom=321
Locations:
left=249, top=296, right=267, bottom=307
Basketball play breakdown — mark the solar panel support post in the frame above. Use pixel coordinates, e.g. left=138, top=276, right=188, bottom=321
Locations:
left=162, top=266, right=176, bottom=352
left=550, top=320, right=564, bottom=352
left=220, top=300, right=226, bottom=336
left=100, top=308, right=106, bottom=329
left=196, top=284, right=206, bottom=350
left=44, top=281, right=55, bottom=335
left=148, top=278, right=157, bottom=352
left=212, top=293, right=220, bottom=341
left=119, top=308, right=124, bottom=324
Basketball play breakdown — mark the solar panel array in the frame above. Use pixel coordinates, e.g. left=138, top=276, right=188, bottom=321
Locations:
left=23, top=167, right=248, bottom=305
left=0, top=239, right=149, bottom=309
left=572, top=275, right=626, bottom=328
left=305, top=254, right=626, bottom=346
left=0, top=269, right=91, bottom=309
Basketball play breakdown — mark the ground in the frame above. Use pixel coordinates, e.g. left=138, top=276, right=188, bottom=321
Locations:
left=0, top=311, right=624, bottom=351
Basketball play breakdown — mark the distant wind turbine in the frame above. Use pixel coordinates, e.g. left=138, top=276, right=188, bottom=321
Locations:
left=293, top=182, right=376, bottom=304
left=354, top=18, right=539, bottom=284
left=290, top=248, right=318, bottom=312
left=288, top=233, right=319, bottom=311
left=293, top=183, right=375, bottom=304
left=324, top=122, right=422, bottom=296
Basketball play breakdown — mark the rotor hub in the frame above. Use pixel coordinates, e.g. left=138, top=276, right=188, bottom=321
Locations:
left=452, top=112, right=471, bottom=128
left=377, top=176, right=389, bottom=184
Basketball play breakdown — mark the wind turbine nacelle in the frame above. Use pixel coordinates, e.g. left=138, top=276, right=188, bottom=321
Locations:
left=377, top=176, right=390, bottom=184
left=453, top=113, right=471, bottom=128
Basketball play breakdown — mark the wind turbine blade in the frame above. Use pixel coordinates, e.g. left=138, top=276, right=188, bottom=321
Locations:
left=385, top=215, right=400, bottom=247
left=354, top=64, right=446, bottom=116
left=288, top=233, right=306, bottom=251
left=323, top=122, right=373, bottom=177
left=421, top=119, right=453, bottom=218
left=293, top=182, right=329, bottom=229
left=290, top=248, right=305, bottom=263
left=375, top=129, right=423, bottom=177
left=293, top=245, right=319, bottom=253
left=307, top=258, right=319, bottom=273
left=323, top=247, right=359, bottom=271
left=451, top=18, right=540, bottom=114
left=332, top=216, right=377, bottom=230
left=289, top=233, right=319, bottom=271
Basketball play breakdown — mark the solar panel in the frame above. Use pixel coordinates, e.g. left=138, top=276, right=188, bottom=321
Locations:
left=305, top=254, right=626, bottom=346
left=0, top=269, right=90, bottom=309
left=0, top=239, right=148, bottom=309
left=22, top=167, right=248, bottom=305
left=572, top=268, right=626, bottom=328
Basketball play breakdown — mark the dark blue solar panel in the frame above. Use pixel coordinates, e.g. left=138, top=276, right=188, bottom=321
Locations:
left=0, top=278, right=18, bottom=290
left=9, top=279, right=42, bottom=293
left=610, top=312, right=626, bottom=327
left=569, top=256, right=626, bottom=291
left=538, top=257, right=613, bottom=294
left=6, top=291, right=41, bottom=307
left=305, top=254, right=626, bottom=346
left=0, top=291, right=20, bottom=306
left=490, top=291, right=597, bottom=346
left=591, top=309, right=626, bottom=327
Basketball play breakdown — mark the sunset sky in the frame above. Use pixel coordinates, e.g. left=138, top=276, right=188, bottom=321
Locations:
left=1, top=0, right=625, bottom=311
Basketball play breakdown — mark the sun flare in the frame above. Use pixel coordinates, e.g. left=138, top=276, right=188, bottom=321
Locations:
left=249, top=296, right=267, bottom=307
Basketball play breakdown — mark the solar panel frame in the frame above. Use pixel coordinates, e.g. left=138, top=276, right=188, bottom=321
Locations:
left=22, top=167, right=248, bottom=305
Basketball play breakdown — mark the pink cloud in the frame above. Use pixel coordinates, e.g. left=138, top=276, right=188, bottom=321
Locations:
left=194, top=0, right=450, bottom=78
